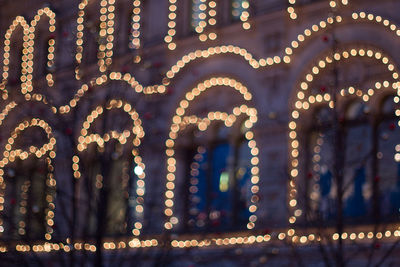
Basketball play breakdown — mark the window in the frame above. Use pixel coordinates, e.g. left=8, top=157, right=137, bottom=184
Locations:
left=2, top=158, right=48, bottom=240
left=307, top=106, right=335, bottom=221
left=0, top=123, right=56, bottom=242
left=190, top=0, right=208, bottom=33
left=76, top=101, right=145, bottom=238
left=306, top=97, right=400, bottom=224
left=377, top=96, right=400, bottom=219
left=185, top=121, right=252, bottom=232
left=307, top=101, right=373, bottom=222
left=81, top=142, right=134, bottom=237
left=231, top=0, right=249, bottom=21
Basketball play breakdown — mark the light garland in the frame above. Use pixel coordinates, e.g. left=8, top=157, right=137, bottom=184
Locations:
left=288, top=47, right=400, bottom=237
left=22, top=8, right=56, bottom=100
left=58, top=72, right=166, bottom=114
left=288, top=0, right=349, bottom=20
left=0, top=16, right=29, bottom=100
left=72, top=99, right=145, bottom=237
left=0, top=119, right=56, bottom=241
left=164, top=77, right=258, bottom=230
left=165, top=0, right=250, bottom=50
left=130, top=0, right=141, bottom=50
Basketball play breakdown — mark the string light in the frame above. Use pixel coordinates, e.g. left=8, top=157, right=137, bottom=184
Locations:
left=0, top=2, right=400, bottom=253
left=72, top=99, right=145, bottom=237
left=130, top=0, right=141, bottom=50
left=288, top=47, right=399, bottom=235
left=165, top=0, right=250, bottom=50
left=288, top=0, right=349, bottom=20
left=164, top=77, right=258, bottom=230
left=0, top=119, right=56, bottom=241
left=22, top=8, right=56, bottom=99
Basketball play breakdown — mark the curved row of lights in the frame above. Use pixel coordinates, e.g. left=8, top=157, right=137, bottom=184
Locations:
left=288, top=0, right=349, bottom=20
left=0, top=119, right=56, bottom=241
left=165, top=108, right=259, bottom=230
left=72, top=99, right=145, bottom=237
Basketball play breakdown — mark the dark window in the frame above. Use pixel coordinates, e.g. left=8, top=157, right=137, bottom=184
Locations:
left=185, top=122, right=252, bottom=232
left=231, top=0, right=248, bottom=21
left=82, top=142, right=136, bottom=237
left=2, top=158, right=48, bottom=241
left=377, top=96, right=400, bottom=219
left=306, top=101, right=373, bottom=223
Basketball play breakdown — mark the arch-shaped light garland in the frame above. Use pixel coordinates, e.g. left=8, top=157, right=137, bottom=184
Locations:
left=287, top=47, right=400, bottom=243
left=72, top=99, right=146, bottom=237
left=0, top=119, right=56, bottom=241
left=164, top=77, right=259, bottom=230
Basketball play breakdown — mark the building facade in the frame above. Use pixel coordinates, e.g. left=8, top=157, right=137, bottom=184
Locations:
left=0, top=0, right=400, bottom=266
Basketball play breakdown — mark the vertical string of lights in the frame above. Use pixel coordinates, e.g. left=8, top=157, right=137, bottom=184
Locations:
left=187, top=147, right=206, bottom=229
left=22, top=8, right=56, bottom=100
left=130, top=0, right=141, bottom=51
left=98, top=0, right=115, bottom=73
left=75, top=0, right=88, bottom=79
left=0, top=16, right=29, bottom=100
left=165, top=0, right=177, bottom=50
left=196, top=0, right=218, bottom=42
left=165, top=0, right=250, bottom=50
left=232, top=0, right=250, bottom=29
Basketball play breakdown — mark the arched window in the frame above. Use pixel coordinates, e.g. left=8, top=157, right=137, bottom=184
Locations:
left=80, top=141, right=135, bottom=237
left=0, top=120, right=56, bottom=242
left=377, top=95, right=400, bottom=219
left=76, top=100, right=145, bottom=238
left=3, top=157, right=50, bottom=240
left=185, top=120, right=252, bottom=232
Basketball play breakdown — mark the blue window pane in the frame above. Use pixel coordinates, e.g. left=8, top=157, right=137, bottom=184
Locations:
left=236, top=141, right=252, bottom=225
left=378, top=118, right=400, bottom=217
left=232, top=0, right=248, bottom=21
left=343, top=124, right=371, bottom=218
left=187, top=139, right=252, bottom=231
left=191, top=0, right=206, bottom=31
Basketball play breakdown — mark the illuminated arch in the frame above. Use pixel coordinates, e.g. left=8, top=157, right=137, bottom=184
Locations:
left=165, top=108, right=259, bottom=230
left=130, top=0, right=142, bottom=49
left=288, top=47, right=400, bottom=237
left=0, top=118, right=57, bottom=241
left=72, top=99, right=146, bottom=237
left=58, top=72, right=166, bottom=114
left=164, top=77, right=259, bottom=230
